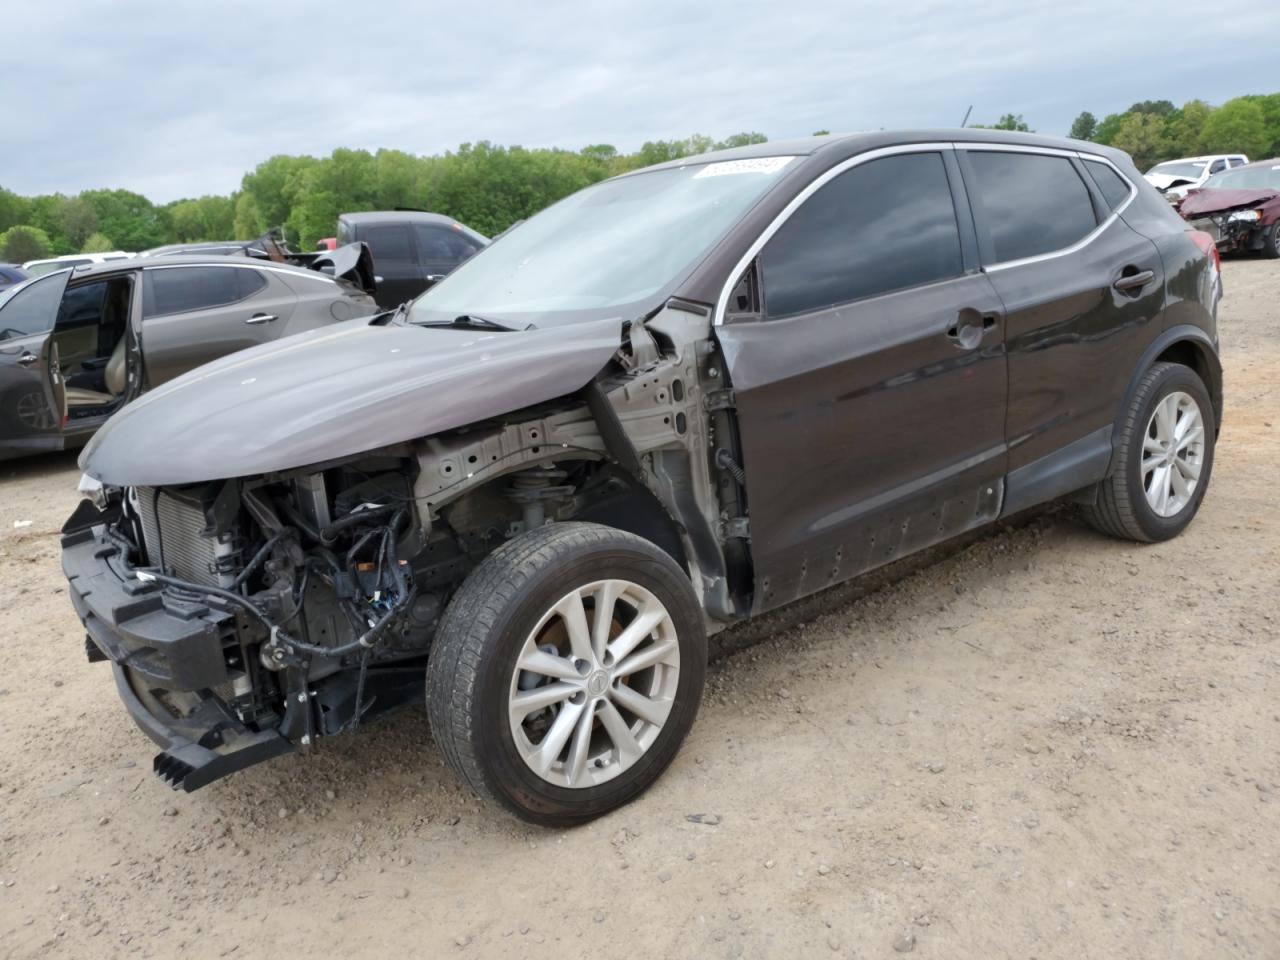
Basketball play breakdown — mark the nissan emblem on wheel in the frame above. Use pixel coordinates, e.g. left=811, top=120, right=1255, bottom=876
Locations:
left=60, top=129, right=1223, bottom=825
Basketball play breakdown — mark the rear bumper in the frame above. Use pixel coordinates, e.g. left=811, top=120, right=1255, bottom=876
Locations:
left=62, top=521, right=293, bottom=791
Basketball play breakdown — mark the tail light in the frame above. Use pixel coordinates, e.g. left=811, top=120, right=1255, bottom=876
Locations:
left=1188, top=229, right=1220, bottom=272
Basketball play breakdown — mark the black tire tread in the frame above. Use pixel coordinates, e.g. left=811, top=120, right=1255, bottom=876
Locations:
left=426, top=522, right=699, bottom=820
left=1082, top=361, right=1207, bottom=542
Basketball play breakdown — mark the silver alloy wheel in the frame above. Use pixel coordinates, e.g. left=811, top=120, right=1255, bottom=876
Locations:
left=508, top=579, right=680, bottom=789
left=1142, top=390, right=1206, bottom=518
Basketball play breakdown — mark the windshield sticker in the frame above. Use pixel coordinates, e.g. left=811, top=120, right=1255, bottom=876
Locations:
left=694, top=157, right=795, bottom=178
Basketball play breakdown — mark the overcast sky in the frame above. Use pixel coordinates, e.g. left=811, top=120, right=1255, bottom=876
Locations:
left=6, top=1, right=1278, bottom=203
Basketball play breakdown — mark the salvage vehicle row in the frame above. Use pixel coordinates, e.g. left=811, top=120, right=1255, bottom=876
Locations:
left=0, top=248, right=377, bottom=460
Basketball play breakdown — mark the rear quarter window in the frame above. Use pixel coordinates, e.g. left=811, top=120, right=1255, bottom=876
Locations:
left=1083, top=160, right=1135, bottom=212
left=965, top=151, right=1098, bottom=263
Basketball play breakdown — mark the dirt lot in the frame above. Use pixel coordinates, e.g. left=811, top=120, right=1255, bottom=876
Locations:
left=1, top=260, right=1277, bottom=960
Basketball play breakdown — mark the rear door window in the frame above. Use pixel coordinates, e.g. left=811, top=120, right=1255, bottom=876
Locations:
left=361, top=225, right=415, bottom=262
left=1083, top=160, right=1134, bottom=212
left=964, top=151, right=1098, bottom=263
left=143, top=267, right=257, bottom=318
left=760, top=151, right=964, bottom=319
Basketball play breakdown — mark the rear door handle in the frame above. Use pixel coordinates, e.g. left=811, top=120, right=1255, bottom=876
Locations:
left=18, top=352, right=39, bottom=367
left=244, top=313, right=277, bottom=325
left=1113, top=269, right=1155, bottom=292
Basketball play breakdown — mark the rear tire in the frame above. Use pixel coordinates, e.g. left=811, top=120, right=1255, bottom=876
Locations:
left=427, top=522, right=706, bottom=826
left=1083, top=362, right=1215, bottom=542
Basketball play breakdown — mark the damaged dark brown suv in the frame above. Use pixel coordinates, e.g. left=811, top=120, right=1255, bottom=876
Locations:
left=61, top=130, right=1224, bottom=825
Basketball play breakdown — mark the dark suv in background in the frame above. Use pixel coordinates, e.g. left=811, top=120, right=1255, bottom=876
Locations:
left=337, top=211, right=488, bottom=306
left=63, top=130, right=1222, bottom=825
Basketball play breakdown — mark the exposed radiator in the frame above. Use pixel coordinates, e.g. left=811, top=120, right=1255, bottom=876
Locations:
left=133, top=486, right=224, bottom=586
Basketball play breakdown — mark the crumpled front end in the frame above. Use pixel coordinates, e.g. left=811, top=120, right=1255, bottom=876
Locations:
left=1186, top=208, right=1274, bottom=253
left=61, top=462, right=432, bottom=791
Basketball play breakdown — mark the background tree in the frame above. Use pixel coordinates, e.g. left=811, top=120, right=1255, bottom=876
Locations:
left=1198, top=98, right=1270, bottom=157
left=50, top=196, right=100, bottom=251
left=79, top=189, right=167, bottom=251
left=1112, top=113, right=1168, bottom=171
left=0, top=188, right=33, bottom=234
left=714, top=132, right=768, bottom=149
left=1068, top=111, right=1098, bottom=140
left=1169, top=100, right=1213, bottom=156
left=166, top=195, right=236, bottom=243
left=1238, top=92, right=1280, bottom=153
left=1126, top=99, right=1177, bottom=118
left=1093, top=112, right=1125, bottom=144
left=1, top=225, right=52, bottom=262
left=972, top=113, right=1032, bottom=132
left=81, top=231, right=116, bottom=253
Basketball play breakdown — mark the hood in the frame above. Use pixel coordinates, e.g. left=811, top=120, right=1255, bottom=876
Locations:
left=80, top=316, right=623, bottom=486
left=1144, top=172, right=1188, bottom=190
left=1179, top=187, right=1280, bottom=218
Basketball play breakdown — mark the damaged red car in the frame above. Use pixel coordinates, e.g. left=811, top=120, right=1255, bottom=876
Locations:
left=1177, top=158, right=1280, bottom=258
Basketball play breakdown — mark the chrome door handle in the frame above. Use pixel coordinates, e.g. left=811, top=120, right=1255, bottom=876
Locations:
left=244, top=313, right=277, bottom=325
left=18, top=352, right=38, bottom=367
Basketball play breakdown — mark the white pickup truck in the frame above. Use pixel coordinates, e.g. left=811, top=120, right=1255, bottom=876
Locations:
left=1144, top=154, right=1249, bottom=200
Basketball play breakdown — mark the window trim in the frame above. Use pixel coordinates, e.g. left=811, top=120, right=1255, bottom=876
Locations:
left=758, top=150, right=970, bottom=321
left=715, top=142, right=962, bottom=326
left=141, top=263, right=270, bottom=319
left=714, top=141, right=1140, bottom=326
left=956, top=143, right=1137, bottom=273
left=142, top=261, right=337, bottom=286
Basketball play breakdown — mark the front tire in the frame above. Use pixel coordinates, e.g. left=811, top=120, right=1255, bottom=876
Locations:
left=1263, top=222, right=1280, bottom=260
left=427, top=522, right=706, bottom=826
left=1083, top=361, right=1215, bottom=542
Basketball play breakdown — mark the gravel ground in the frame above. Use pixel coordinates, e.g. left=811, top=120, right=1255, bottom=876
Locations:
left=1, top=260, right=1277, bottom=960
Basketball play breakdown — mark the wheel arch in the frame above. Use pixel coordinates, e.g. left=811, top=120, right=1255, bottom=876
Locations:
left=1118, top=327, right=1223, bottom=446
left=429, top=452, right=691, bottom=576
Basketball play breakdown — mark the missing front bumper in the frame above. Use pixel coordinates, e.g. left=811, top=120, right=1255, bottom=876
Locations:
left=64, top=521, right=294, bottom=791
left=112, top=662, right=294, bottom=791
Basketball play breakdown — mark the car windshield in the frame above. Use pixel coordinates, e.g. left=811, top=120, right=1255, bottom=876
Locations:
left=407, top=157, right=796, bottom=327
left=1148, top=160, right=1208, bottom=178
left=1202, top=165, right=1280, bottom=191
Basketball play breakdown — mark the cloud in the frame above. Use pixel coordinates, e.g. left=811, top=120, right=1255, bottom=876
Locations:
left=3, top=0, right=1277, bottom=202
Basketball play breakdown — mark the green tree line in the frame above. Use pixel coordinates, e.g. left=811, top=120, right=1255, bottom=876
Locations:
left=2, top=92, right=1276, bottom=264
left=0, top=132, right=767, bottom=262
left=1067, top=93, right=1280, bottom=172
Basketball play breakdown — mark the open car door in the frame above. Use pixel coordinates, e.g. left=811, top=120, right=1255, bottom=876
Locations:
left=0, top=270, right=70, bottom=459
